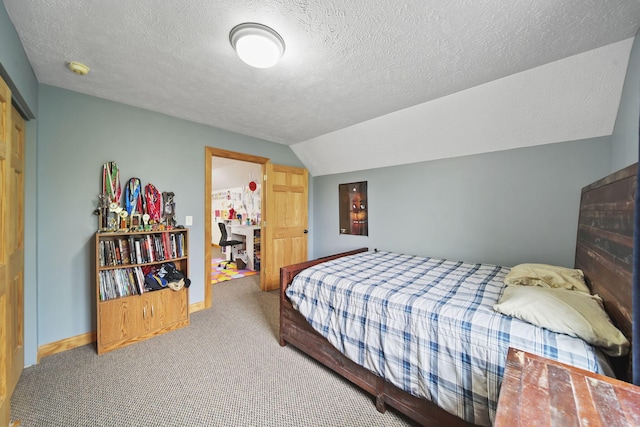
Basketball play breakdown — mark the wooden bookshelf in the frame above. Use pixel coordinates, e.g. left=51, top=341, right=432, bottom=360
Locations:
left=94, top=228, right=190, bottom=354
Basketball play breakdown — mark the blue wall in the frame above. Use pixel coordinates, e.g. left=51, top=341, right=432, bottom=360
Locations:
left=0, top=3, right=37, bottom=112
left=312, top=138, right=611, bottom=267
left=36, top=84, right=304, bottom=353
left=612, top=30, right=640, bottom=171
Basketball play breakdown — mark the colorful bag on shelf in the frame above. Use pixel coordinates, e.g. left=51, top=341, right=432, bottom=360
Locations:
left=144, top=273, right=167, bottom=291
left=158, top=262, right=191, bottom=290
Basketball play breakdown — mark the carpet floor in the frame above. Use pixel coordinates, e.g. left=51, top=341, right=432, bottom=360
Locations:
left=10, top=275, right=415, bottom=426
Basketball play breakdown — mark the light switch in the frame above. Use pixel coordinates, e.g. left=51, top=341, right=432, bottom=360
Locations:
left=185, top=216, right=193, bottom=226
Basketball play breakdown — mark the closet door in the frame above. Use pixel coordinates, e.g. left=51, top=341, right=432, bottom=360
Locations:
left=0, top=75, right=25, bottom=427
left=7, top=101, right=24, bottom=412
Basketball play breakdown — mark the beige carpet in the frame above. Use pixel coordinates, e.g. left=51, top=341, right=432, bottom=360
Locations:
left=10, top=275, right=415, bottom=426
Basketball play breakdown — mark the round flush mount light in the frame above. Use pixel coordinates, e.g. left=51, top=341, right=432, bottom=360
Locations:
left=67, top=61, right=90, bottom=75
left=229, top=23, right=285, bottom=69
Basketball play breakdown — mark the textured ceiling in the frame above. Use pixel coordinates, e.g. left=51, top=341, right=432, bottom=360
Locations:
left=4, top=0, right=640, bottom=152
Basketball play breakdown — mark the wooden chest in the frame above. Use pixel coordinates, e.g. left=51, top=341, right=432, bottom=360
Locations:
left=495, top=347, right=640, bottom=426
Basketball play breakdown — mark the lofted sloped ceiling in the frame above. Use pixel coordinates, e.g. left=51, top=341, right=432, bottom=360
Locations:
left=4, top=0, right=640, bottom=176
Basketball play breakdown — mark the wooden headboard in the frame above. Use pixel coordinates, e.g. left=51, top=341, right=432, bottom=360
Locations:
left=575, top=163, right=637, bottom=381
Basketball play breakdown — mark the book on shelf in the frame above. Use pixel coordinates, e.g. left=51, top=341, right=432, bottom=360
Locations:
left=170, top=234, right=177, bottom=258
left=99, top=266, right=146, bottom=301
left=99, top=241, right=105, bottom=267
left=104, top=241, right=112, bottom=266
left=98, top=230, right=186, bottom=271
left=134, top=266, right=145, bottom=294
left=162, top=233, right=172, bottom=259
left=119, top=238, right=131, bottom=265
left=134, top=239, right=143, bottom=264
left=115, top=243, right=122, bottom=265
left=175, top=233, right=185, bottom=257
left=144, top=235, right=154, bottom=263
left=152, top=234, right=164, bottom=261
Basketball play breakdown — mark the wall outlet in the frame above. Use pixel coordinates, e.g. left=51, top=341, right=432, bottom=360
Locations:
left=185, top=215, right=193, bottom=226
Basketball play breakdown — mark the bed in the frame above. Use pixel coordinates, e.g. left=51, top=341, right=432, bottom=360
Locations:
left=279, top=163, right=636, bottom=427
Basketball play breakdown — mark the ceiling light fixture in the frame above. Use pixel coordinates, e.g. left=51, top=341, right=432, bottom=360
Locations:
left=229, top=23, right=285, bottom=69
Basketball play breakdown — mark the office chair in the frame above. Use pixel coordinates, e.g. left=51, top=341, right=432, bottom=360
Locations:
left=218, top=222, right=244, bottom=268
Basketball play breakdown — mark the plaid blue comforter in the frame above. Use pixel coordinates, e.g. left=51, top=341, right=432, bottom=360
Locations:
left=285, top=251, right=604, bottom=426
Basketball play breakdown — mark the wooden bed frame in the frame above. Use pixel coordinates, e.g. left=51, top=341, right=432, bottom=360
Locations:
left=575, top=162, right=636, bottom=382
left=279, top=247, right=476, bottom=426
left=279, top=164, right=636, bottom=426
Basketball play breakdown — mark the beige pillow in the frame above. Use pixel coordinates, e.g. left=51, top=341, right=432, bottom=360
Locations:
left=504, top=263, right=590, bottom=293
left=493, top=285, right=629, bottom=357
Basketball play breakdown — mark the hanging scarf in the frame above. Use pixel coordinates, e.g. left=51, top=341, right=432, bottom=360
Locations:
left=144, top=183, right=162, bottom=222
left=102, top=161, right=121, bottom=204
left=125, top=177, right=143, bottom=215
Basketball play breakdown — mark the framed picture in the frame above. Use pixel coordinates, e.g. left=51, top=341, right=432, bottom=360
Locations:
left=130, top=213, right=141, bottom=231
left=339, top=181, right=368, bottom=236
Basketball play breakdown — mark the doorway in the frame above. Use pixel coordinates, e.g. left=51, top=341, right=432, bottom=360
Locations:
left=204, top=147, right=268, bottom=309
left=210, top=157, right=261, bottom=284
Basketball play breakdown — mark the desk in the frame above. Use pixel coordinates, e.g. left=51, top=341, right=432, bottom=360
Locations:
left=230, top=225, right=261, bottom=271
left=495, top=347, right=640, bottom=426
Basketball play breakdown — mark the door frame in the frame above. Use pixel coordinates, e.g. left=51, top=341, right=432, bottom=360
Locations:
left=204, top=147, right=269, bottom=309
